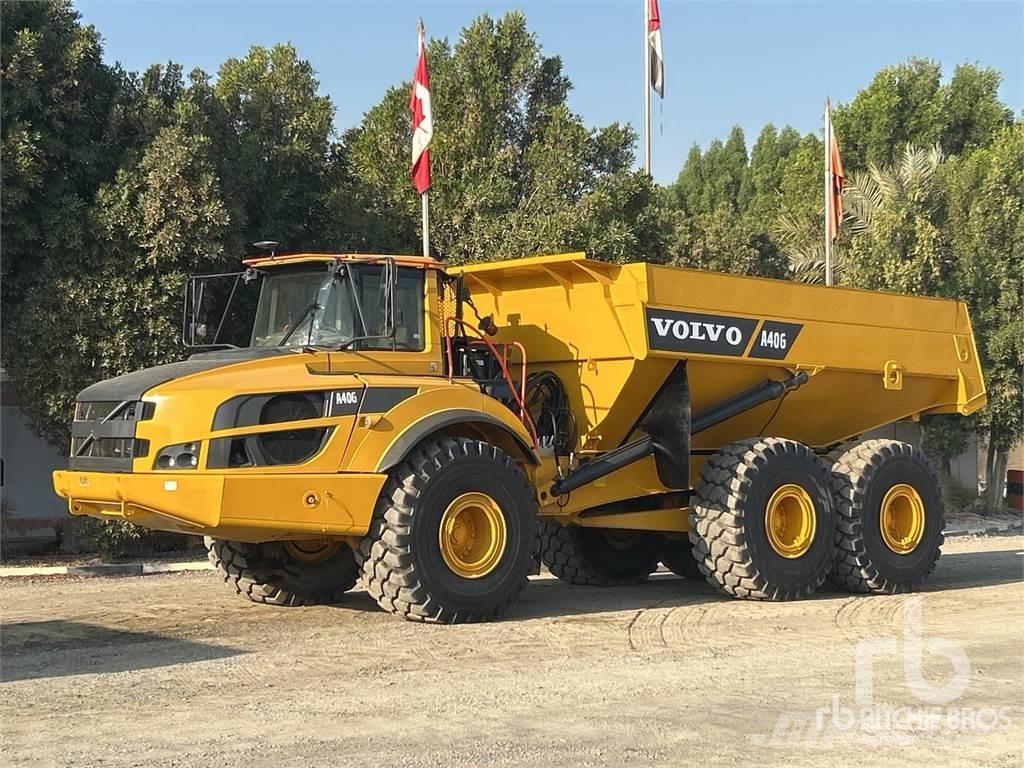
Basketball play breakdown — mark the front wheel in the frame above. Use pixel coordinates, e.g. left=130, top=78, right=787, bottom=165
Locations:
left=206, top=537, right=359, bottom=606
left=357, top=438, right=537, bottom=624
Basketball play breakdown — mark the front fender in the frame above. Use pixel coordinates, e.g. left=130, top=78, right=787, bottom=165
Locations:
left=342, top=384, right=537, bottom=473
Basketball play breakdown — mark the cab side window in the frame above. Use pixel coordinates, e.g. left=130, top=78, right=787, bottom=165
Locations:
left=357, top=266, right=424, bottom=352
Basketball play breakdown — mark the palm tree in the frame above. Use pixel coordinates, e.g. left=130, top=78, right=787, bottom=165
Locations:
left=776, top=144, right=945, bottom=285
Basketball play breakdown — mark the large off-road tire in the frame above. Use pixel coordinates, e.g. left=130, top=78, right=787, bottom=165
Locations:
left=205, top=537, right=359, bottom=606
left=356, top=438, right=537, bottom=624
left=540, top=522, right=662, bottom=586
left=689, top=438, right=835, bottom=600
left=830, top=439, right=944, bottom=593
left=659, top=536, right=701, bottom=578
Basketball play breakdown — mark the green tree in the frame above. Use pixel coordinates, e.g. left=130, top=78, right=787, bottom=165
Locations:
left=775, top=133, right=824, bottom=225
left=841, top=144, right=952, bottom=294
left=673, top=126, right=748, bottom=215
left=738, top=124, right=801, bottom=225
left=832, top=58, right=943, bottom=170
left=939, top=64, right=1014, bottom=156
left=672, top=145, right=705, bottom=212
left=3, top=111, right=231, bottom=446
left=206, top=44, right=337, bottom=252
left=776, top=144, right=948, bottom=288
left=0, top=0, right=122, bottom=284
left=832, top=59, right=1012, bottom=170
left=1, top=7, right=352, bottom=444
left=345, top=12, right=664, bottom=264
left=667, top=206, right=787, bottom=279
left=944, top=124, right=1024, bottom=499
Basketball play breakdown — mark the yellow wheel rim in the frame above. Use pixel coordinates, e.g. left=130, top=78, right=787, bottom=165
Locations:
left=284, top=539, right=341, bottom=563
left=765, top=484, right=816, bottom=559
left=880, top=483, right=925, bottom=554
left=438, top=492, right=507, bottom=579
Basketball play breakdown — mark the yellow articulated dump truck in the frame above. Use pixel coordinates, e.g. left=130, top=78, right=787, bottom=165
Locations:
left=53, top=250, right=985, bottom=622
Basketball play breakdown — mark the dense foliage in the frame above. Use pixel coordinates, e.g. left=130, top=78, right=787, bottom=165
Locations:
left=2, top=3, right=1020, bottom=494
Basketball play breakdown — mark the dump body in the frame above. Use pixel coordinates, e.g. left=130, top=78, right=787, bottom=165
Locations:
left=454, top=253, right=986, bottom=517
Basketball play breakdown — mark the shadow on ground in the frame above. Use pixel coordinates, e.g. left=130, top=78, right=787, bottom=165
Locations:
left=332, top=546, right=1023, bottom=623
left=926, top=547, right=1023, bottom=591
left=1, top=620, right=244, bottom=683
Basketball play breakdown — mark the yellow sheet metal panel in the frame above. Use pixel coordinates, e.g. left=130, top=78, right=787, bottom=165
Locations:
left=642, top=264, right=986, bottom=420
left=452, top=257, right=662, bottom=450
left=540, top=456, right=667, bottom=518
left=53, top=469, right=386, bottom=538
left=219, top=473, right=386, bottom=534
left=134, top=356, right=364, bottom=474
left=574, top=507, right=689, bottom=533
left=340, top=376, right=535, bottom=471
left=455, top=253, right=985, bottom=454
left=55, top=469, right=225, bottom=530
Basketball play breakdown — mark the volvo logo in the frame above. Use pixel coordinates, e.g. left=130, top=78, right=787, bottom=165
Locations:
left=646, top=308, right=758, bottom=357
left=646, top=308, right=803, bottom=359
left=650, top=317, right=745, bottom=347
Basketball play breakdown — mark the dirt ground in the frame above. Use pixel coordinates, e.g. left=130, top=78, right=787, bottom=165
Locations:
left=1, top=535, right=1021, bottom=768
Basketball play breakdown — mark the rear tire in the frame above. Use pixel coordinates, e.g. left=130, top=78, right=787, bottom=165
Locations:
left=689, top=438, right=835, bottom=600
left=356, top=438, right=536, bottom=624
left=660, top=537, right=701, bottom=578
left=206, top=537, right=358, bottom=606
left=540, top=522, right=662, bottom=586
left=830, top=439, right=944, bottom=593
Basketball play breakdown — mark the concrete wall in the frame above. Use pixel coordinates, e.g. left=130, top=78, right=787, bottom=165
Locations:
left=863, top=421, right=979, bottom=492
left=1, top=374, right=69, bottom=550
left=1007, top=441, right=1024, bottom=472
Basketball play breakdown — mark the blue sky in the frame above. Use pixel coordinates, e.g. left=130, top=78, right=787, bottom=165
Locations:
left=78, top=0, right=1022, bottom=183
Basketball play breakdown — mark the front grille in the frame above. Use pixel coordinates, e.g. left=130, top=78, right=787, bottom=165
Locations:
left=70, top=399, right=153, bottom=472
left=71, top=437, right=149, bottom=460
left=74, top=400, right=152, bottom=422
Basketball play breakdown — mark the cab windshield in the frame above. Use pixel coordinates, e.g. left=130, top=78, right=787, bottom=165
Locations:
left=251, top=264, right=425, bottom=350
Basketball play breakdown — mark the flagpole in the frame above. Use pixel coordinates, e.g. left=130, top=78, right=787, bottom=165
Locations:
left=421, top=191, right=430, bottom=257
left=643, top=0, right=652, bottom=174
left=823, top=97, right=833, bottom=287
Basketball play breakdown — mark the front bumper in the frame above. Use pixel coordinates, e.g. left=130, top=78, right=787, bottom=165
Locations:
left=52, top=470, right=388, bottom=541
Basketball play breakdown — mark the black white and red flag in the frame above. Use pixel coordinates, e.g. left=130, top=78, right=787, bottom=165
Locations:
left=648, top=0, right=664, bottom=97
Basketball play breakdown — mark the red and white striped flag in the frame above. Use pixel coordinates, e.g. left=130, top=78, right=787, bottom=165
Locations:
left=648, top=0, right=663, bottom=97
left=410, top=19, right=432, bottom=194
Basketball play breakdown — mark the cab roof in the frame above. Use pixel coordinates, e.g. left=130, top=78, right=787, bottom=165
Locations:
left=242, top=252, right=444, bottom=269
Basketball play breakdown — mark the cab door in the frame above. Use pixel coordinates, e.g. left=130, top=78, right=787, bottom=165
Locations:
left=327, top=265, right=444, bottom=377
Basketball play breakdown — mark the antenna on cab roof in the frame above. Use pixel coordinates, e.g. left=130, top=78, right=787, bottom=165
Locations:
left=252, top=241, right=280, bottom=258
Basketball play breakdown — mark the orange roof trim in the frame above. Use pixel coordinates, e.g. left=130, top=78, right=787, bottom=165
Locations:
left=243, top=252, right=444, bottom=269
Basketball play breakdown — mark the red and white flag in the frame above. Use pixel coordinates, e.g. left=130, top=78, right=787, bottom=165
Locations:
left=648, top=0, right=664, bottom=97
left=410, top=20, right=432, bottom=194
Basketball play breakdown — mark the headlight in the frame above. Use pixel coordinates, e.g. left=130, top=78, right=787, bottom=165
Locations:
left=154, top=441, right=201, bottom=470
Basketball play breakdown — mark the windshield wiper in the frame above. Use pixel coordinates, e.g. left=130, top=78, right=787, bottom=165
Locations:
left=279, top=301, right=320, bottom=347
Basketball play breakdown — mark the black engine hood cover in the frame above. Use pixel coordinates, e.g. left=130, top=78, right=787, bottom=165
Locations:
left=76, top=348, right=292, bottom=403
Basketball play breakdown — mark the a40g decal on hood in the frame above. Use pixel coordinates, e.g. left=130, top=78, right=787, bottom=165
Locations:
left=645, top=307, right=803, bottom=360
